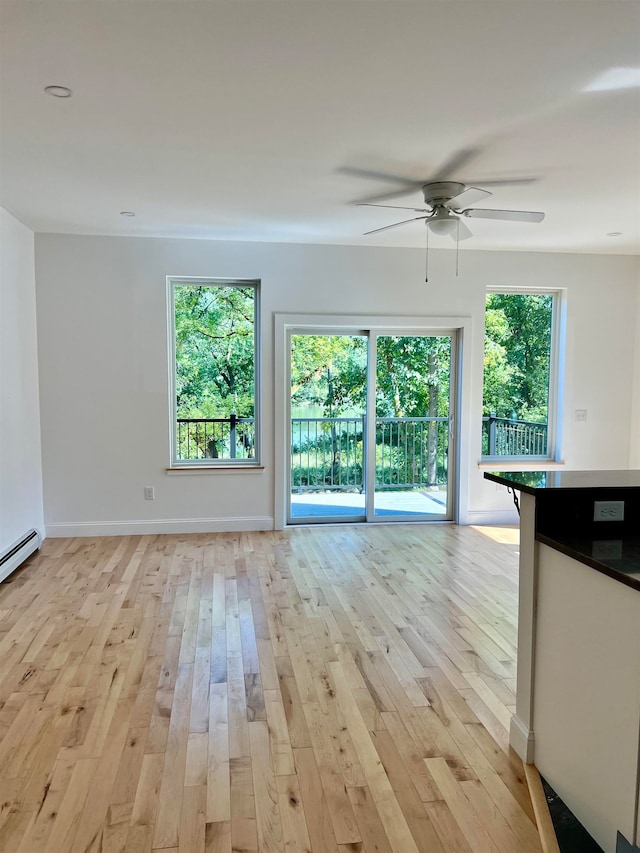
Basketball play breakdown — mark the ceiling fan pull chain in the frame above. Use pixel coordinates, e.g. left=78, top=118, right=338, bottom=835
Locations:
left=456, top=218, right=460, bottom=277
left=425, top=226, right=429, bottom=283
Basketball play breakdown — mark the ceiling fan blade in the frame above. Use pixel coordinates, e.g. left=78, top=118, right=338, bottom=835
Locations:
left=461, top=176, right=538, bottom=187
left=431, top=147, right=480, bottom=181
left=337, top=165, right=419, bottom=184
left=357, top=203, right=429, bottom=213
left=446, top=186, right=492, bottom=209
left=458, top=220, right=474, bottom=240
left=364, top=216, right=428, bottom=236
left=341, top=147, right=479, bottom=192
left=352, top=183, right=428, bottom=205
left=463, top=208, right=545, bottom=223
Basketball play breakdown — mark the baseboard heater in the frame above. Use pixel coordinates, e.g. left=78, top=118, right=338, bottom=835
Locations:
left=0, top=529, right=41, bottom=583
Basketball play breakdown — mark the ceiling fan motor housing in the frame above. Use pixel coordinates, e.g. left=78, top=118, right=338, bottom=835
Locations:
left=422, top=181, right=466, bottom=207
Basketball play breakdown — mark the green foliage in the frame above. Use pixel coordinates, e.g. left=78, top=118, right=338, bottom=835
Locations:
left=290, top=334, right=451, bottom=419
left=174, top=284, right=255, bottom=419
left=376, top=336, right=451, bottom=418
left=482, top=293, right=553, bottom=422
left=290, top=335, right=367, bottom=414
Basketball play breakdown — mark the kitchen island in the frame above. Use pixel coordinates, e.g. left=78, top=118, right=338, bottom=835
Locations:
left=484, top=470, right=640, bottom=853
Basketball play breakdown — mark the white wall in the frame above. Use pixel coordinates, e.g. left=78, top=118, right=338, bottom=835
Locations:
left=33, top=233, right=639, bottom=535
left=630, top=265, right=640, bottom=468
left=0, top=208, right=44, bottom=550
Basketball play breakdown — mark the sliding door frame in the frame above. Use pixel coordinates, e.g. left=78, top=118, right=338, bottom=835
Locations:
left=274, top=313, right=473, bottom=530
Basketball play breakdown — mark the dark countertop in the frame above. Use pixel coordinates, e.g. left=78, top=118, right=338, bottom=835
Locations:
left=484, top=469, right=640, bottom=495
left=483, top=469, right=640, bottom=592
left=537, top=533, right=640, bottom=592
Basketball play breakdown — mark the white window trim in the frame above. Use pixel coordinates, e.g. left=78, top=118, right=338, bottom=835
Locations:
left=167, top=276, right=261, bottom=468
left=480, top=286, right=566, bottom=464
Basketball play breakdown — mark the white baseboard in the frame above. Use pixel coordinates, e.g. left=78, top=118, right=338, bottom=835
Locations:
left=510, top=714, right=535, bottom=763
left=45, top=516, right=274, bottom=538
left=465, top=510, right=520, bottom=526
left=47, top=511, right=518, bottom=537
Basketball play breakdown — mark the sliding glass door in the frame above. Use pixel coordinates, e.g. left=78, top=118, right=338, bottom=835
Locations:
left=288, top=330, right=456, bottom=524
left=290, top=334, right=368, bottom=522
left=373, top=335, right=452, bottom=519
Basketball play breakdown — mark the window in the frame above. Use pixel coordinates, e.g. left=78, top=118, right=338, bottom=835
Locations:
left=168, top=278, right=259, bottom=466
left=481, top=289, right=562, bottom=460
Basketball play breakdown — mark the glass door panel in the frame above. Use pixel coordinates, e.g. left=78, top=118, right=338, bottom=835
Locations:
left=373, top=335, right=453, bottom=520
left=289, top=333, right=368, bottom=523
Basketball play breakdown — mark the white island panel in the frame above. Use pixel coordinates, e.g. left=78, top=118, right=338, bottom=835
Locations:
left=534, top=543, right=640, bottom=853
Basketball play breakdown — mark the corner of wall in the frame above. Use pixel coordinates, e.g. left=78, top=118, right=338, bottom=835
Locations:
left=630, top=258, right=640, bottom=468
left=0, top=207, right=45, bottom=552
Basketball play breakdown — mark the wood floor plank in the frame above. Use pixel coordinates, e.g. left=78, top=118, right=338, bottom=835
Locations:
left=329, top=660, right=420, bottom=853
left=179, top=783, right=206, bottom=853
left=204, top=820, right=231, bottom=853
left=425, top=798, right=475, bottom=852
left=43, top=756, right=98, bottom=852
left=372, top=729, right=445, bottom=852
left=207, top=683, right=230, bottom=823
left=229, top=755, right=258, bottom=852
left=152, top=661, right=194, bottom=848
left=0, top=526, right=543, bottom=853
left=276, top=773, right=313, bottom=853
left=302, top=699, right=360, bottom=844
left=425, top=757, right=501, bottom=853
left=293, top=746, right=340, bottom=853
left=249, top=720, right=285, bottom=853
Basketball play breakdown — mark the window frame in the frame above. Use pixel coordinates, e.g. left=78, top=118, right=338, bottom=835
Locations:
left=480, top=286, right=565, bottom=464
left=167, top=276, right=261, bottom=468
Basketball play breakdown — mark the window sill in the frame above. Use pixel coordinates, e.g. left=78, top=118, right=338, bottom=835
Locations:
left=166, top=465, right=265, bottom=475
left=478, top=460, right=565, bottom=471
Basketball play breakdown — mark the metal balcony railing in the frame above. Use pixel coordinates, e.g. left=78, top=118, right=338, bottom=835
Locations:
left=177, top=413, right=548, bottom=469
left=482, top=413, right=548, bottom=456
left=291, top=416, right=450, bottom=492
left=176, top=415, right=255, bottom=460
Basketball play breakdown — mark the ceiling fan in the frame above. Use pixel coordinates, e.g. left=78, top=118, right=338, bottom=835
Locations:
left=359, top=181, right=545, bottom=240
left=341, top=147, right=545, bottom=241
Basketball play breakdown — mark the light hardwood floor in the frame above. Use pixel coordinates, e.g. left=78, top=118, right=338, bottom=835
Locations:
left=0, top=524, right=543, bottom=853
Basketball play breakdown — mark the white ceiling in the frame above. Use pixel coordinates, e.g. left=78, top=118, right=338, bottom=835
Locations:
left=1, top=0, right=640, bottom=254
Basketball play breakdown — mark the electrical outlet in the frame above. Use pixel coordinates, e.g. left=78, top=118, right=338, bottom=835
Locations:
left=144, top=486, right=155, bottom=500
left=593, top=500, right=624, bottom=522
left=575, top=409, right=587, bottom=422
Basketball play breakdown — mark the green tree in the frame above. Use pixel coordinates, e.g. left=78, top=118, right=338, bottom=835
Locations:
left=375, top=336, right=450, bottom=419
left=175, top=285, right=255, bottom=419
left=290, top=334, right=451, bottom=421
left=290, top=335, right=366, bottom=414
left=482, top=293, right=552, bottom=422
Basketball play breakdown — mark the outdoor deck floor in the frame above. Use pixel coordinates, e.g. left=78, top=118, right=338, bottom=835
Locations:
left=290, top=489, right=448, bottom=519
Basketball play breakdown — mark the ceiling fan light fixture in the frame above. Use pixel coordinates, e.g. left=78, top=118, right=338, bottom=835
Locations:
left=427, top=213, right=458, bottom=236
